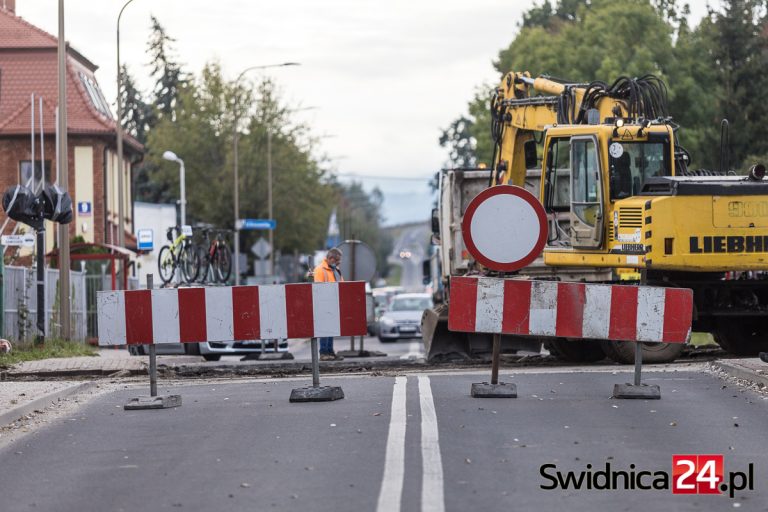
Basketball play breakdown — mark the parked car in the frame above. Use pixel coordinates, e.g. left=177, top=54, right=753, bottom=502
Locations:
left=377, top=293, right=433, bottom=342
left=128, top=339, right=289, bottom=361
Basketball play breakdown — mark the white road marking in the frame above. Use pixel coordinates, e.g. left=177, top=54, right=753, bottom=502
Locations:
left=399, top=341, right=424, bottom=360
left=419, top=376, right=445, bottom=512
left=377, top=376, right=408, bottom=512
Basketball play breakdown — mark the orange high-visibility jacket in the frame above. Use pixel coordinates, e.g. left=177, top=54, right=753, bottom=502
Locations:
left=313, top=258, right=342, bottom=283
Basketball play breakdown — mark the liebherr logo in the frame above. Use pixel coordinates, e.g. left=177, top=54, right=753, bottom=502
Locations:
left=689, top=235, right=768, bottom=253
left=539, top=456, right=754, bottom=498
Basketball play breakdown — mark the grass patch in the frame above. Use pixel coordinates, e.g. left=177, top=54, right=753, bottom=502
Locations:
left=0, top=339, right=97, bottom=368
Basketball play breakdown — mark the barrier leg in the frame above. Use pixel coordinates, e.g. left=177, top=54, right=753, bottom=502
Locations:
left=289, top=337, right=344, bottom=402
left=338, top=334, right=387, bottom=358
left=125, top=274, right=182, bottom=410
left=612, top=341, right=661, bottom=400
left=471, top=333, right=517, bottom=398
left=149, top=345, right=157, bottom=397
left=258, top=338, right=295, bottom=360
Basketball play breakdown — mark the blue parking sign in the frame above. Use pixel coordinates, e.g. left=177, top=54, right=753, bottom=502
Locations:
left=77, top=201, right=92, bottom=215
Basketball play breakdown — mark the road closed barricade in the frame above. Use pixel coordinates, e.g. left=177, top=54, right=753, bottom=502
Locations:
left=448, top=276, right=694, bottom=399
left=97, top=281, right=368, bottom=406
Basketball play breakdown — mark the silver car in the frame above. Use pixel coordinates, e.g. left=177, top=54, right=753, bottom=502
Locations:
left=377, top=293, right=433, bottom=342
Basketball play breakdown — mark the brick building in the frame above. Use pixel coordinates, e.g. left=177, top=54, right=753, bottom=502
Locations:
left=0, top=0, right=143, bottom=251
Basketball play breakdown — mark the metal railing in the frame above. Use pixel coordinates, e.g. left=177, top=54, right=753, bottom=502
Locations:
left=3, top=266, right=87, bottom=341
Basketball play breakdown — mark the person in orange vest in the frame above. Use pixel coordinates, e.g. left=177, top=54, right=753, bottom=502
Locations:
left=313, top=248, right=344, bottom=360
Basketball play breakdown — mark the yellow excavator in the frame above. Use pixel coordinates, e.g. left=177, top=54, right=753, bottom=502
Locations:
left=423, top=71, right=768, bottom=364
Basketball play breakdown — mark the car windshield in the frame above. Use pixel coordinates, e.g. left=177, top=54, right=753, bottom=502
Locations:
left=390, top=297, right=431, bottom=311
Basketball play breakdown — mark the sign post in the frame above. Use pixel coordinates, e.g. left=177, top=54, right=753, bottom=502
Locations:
left=461, top=185, right=547, bottom=398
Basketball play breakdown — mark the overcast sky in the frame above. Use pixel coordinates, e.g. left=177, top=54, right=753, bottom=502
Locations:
left=15, top=0, right=715, bottom=226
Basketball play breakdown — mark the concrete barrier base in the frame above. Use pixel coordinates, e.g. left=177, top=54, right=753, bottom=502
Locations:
left=124, top=395, right=182, bottom=410
left=471, top=382, right=517, bottom=398
left=612, top=383, right=661, bottom=400
left=289, top=386, right=344, bottom=402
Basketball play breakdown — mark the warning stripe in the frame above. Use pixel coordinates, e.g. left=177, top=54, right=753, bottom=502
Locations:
left=448, top=276, right=692, bottom=343
left=97, top=282, right=368, bottom=346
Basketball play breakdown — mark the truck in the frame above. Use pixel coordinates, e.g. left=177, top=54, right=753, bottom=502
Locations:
left=423, top=71, right=768, bottom=364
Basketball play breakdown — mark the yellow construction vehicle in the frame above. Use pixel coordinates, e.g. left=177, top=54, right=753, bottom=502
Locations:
left=424, top=71, right=768, bottom=364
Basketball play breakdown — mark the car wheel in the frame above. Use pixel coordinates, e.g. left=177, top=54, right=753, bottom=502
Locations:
left=203, top=354, right=222, bottom=361
left=378, top=336, right=397, bottom=343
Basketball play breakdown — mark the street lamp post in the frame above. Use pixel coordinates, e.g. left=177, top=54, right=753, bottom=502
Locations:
left=115, top=0, right=136, bottom=292
left=232, top=62, right=299, bottom=285
left=163, top=151, right=186, bottom=226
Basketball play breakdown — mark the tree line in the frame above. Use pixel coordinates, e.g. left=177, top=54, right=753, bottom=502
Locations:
left=441, top=0, right=768, bottom=173
left=120, top=18, right=391, bottom=275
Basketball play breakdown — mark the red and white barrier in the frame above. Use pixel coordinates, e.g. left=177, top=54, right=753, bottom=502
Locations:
left=97, top=282, right=367, bottom=346
left=448, top=277, right=693, bottom=343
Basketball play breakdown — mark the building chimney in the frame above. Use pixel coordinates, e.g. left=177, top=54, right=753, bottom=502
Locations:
left=2, top=0, right=16, bottom=14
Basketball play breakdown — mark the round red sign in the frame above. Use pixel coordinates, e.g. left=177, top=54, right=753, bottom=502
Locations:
left=461, top=185, right=547, bottom=272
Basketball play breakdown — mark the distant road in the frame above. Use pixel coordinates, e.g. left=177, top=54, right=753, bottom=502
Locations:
left=389, top=223, right=429, bottom=291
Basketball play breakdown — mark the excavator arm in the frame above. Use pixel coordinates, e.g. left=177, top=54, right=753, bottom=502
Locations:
left=490, top=71, right=665, bottom=187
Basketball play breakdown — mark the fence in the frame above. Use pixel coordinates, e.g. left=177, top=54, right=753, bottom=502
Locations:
left=85, top=273, right=138, bottom=339
left=3, top=266, right=88, bottom=342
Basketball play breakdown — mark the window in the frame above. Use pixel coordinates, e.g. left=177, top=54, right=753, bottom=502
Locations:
left=79, top=72, right=113, bottom=117
left=571, top=138, right=600, bottom=227
left=19, top=160, right=52, bottom=186
left=609, top=142, right=668, bottom=200
left=544, top=138, right=571, bottom=211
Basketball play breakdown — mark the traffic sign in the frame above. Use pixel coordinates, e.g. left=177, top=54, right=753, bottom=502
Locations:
left=237, top=218, right=276, bottom=230
left=1, top=234, right=35, bottom=247
left=461, top=185, right=547, bottom=272
left=251, top=237, right=272, bottom=259
left=137, top=229, right=153, bottom=251
left=336, top=240, right=377, bottom=281
left=77, top=201, right=92, bottom=216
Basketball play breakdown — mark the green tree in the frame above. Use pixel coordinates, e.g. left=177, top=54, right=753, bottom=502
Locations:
left=333, top=181, right=393, bottom=276
left=146, top=64, right=337, bottom=255
left=707, top=0, right=768, bottom=170
left=119, top=64, right=154, bottom=144
left=147, top=16, right=187, bottom=121
left=438, top=116, right=477, bottom=168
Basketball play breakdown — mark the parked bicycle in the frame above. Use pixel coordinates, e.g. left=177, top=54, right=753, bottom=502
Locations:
left=195, top=227, right=233, bottom=284
left=158, top=226, right=200, bottom=285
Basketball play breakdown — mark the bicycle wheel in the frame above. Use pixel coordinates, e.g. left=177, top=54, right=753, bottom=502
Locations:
left=196, top=245, right=210, bottom=283
left=179, top=244, right=200, bottom=284
left=158, top=245, right=176, bottom=284
left=215, top=243, right=232, bottom=283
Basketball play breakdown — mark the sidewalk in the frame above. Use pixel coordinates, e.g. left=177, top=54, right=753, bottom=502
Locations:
left=7, top=350, right=147, bottom=378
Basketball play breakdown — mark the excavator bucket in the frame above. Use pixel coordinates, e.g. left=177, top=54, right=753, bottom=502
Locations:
left=422, top=304, right=542, bottom=362
left=421, top=304, right=472, bottom=362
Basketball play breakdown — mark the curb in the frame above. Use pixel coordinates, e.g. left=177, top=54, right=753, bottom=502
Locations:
left=0, top=381, right=98, bottom=427
left=6, top=368, right=147, bottom=380
left=709, top=360, right=768, bottom=389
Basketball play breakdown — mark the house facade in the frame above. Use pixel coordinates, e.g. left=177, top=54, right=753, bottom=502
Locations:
left=0, top=0, right=143, bottom=251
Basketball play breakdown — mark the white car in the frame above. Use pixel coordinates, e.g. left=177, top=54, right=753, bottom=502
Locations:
left=377, top=293, right=433, bottom=342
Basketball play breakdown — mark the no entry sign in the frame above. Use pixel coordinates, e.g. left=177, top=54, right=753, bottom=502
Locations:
left=461, top=185, right=547, bottom=272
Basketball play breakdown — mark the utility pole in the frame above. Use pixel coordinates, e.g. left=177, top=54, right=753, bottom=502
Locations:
left=57, top=0, right=70, bottom=339
left=267, top=130, right=274, bottom=277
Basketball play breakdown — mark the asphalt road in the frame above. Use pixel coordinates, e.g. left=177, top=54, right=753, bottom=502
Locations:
left=0, top=367, right=765, bottom=512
